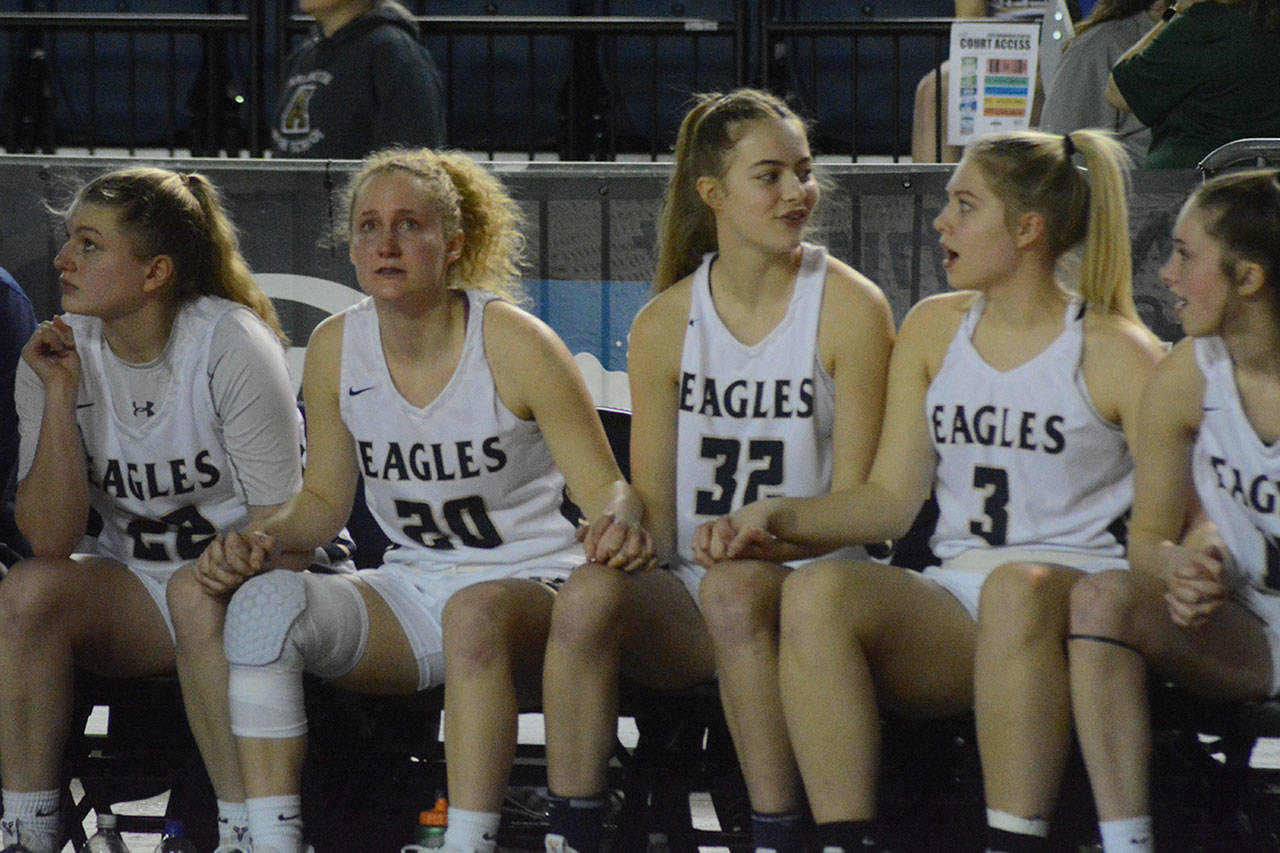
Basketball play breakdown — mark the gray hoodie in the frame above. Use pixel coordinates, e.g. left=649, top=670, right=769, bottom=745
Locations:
left=272, top=3, right=445, bottom=158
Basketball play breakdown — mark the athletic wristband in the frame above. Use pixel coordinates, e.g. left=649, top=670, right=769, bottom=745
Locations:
left=1161, top=5, right=1178, bottom=21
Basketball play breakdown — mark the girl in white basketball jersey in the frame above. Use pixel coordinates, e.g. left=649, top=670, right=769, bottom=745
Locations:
left=705, top=129, right=1165, bottom=852
left=2, top=167, right=299, bottom=853
left=541, top=89, right=894, bottom=853
left=1068, top=171, right=1280, bottom=853
left=191, top=148, right=652, bottom=853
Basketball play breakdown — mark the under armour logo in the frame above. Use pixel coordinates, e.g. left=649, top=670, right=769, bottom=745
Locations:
left=133, top=400, right=156, bottom=417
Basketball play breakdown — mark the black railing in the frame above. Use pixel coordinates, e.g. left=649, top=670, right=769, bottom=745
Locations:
left=278, top=4, right=748, bottom=160
left=0, top=10, right=265, bottom=155
left=759, top=2, right=953, bottom=162
left=0, top=3, right=999, bottom=160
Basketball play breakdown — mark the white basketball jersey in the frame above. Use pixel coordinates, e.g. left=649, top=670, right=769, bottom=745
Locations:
left=339, top=291, right=580, bottom=574
left=1191, top=337, right=1280, bottom=594
left=674, top=244, right=837, bottom=567
left=927, top=297, right=1132, bottom=561
left=67, top=297, right=282, bottom=578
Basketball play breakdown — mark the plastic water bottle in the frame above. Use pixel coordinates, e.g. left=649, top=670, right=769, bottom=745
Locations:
left=400, top=796, right=448, bottom=851
left=152, top=820, right=198, bottom=853
left=84, top=812, right=130, bottom=852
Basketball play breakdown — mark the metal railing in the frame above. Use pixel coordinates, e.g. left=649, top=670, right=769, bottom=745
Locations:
left=0, top=3, right=987, bottom=160
left=0, top=9, right=265, bottom=155
left=759, top=1, right=952, bottom=161
left=282, top=5, right=750, bottom=160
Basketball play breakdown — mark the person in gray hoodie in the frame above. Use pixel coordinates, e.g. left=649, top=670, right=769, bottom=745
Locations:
left=273, top=0, right=445, bottom=158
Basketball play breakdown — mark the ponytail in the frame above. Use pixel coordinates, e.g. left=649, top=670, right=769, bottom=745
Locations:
left=67, top=167, right=285, bottom=343
left=965, top=129, right=1140, bottom=323
left=336, top=147, right=527, bottom=304
left=654, top=88, right=805, bottom=292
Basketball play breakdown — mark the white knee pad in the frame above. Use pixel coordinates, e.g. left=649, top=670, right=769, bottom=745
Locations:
left=225, top=570, right=369, bottom=738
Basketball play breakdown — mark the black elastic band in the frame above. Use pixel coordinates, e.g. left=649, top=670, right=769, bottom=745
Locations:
left=1062, top=133, right=1076, bottom=160
left=1066, top=632, right=1139, bottom=654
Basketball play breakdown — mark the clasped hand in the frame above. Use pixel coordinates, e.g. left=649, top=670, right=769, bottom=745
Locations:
left=692, top=498, right=786, bottom=567
left=1164, top=542, right=1237, bottom=628
left=195, top=530, right=275, bottom=595
left=578, top=513, right=657, bottom=573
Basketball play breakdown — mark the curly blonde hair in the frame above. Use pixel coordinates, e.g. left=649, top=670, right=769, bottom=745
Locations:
left=335, top=147, right=528, bottom=304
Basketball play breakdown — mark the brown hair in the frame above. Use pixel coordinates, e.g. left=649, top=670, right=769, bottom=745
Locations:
left=653, top=88, right=807, bottom=292
left=1189, top=169, right=1280, bottom=307
left=69, top=167, right=284, bottom=342
left=1072, top=0, right=1163, bottom=40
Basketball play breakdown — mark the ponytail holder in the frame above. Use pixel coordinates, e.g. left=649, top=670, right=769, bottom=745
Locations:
left=1062, top=133, right=1076, bottom=160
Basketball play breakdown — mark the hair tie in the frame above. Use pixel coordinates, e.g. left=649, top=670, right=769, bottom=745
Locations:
left=1062, top=133, right=1076, bottom=160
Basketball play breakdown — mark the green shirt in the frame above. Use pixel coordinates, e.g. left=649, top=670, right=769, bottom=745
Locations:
left=1112, top=3, right=1280, bottom=169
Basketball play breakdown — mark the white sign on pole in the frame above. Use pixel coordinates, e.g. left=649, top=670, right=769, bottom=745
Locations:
left=947, top=21, right=1040, bottom=147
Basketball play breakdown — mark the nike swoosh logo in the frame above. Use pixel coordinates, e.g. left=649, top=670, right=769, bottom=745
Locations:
left=277, top=813, right=302, bottom=822
left=483, top=832, right=499, bottom=841
left=35, top=806, right=58, bottom=817
left=348, top=386, right=375, bottom=396
left=76, top=402, right=95, bottom=409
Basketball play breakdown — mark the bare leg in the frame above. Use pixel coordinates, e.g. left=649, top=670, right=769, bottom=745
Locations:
left=1068, top=569, right=1271, bottom=821
left=699, top=560, right=796, bottom=814
left=0, top=556, right=174, bottom=791
left=779, top=560, right=976, bottom=823
left=168, top=565, right=244, bottom=802
left=975, top=562, right=1083, bottom=822
left=440, top=578, right=556, bottom=813
left=543, top=564, right=714, bottom=797
left=911, top=64, right=963, bottom=164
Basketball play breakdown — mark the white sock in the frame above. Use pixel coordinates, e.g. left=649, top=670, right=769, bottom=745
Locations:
left=246, top=794, right=303, bottom=853
left=987, top=807, right=1049, bottom=837
left=1099, top=816, right=1153, bottom=853
left=1, top=788, right=61, bottom=853
left=442, top=807, right=501, bottom=853
left=217, top=799, right=250, bottom=847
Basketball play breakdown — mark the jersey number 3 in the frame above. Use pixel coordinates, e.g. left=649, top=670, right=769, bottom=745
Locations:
left=696, top=437, right=784, bottom=516
left=969, top=465, right=1010, bottom=547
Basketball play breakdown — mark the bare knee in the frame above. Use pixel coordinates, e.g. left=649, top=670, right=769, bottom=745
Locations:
left=442, top=582, right=524, bottom=673
left=547, top=563, right=628, bottom=650
left=166, top=565, right=225, bottom=647
left=0, top=556, right=79, bottom=640
left=699, top=560, right=783, bottom=647
left=780, top=559, right=863, bottom=649
left=1069, top=570, right=1150, bottom=641
left=979, top=562, right=1070, bottom=642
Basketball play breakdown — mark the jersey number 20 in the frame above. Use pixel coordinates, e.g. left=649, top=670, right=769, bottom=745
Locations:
left=394, top=496, right=503, bottom=550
